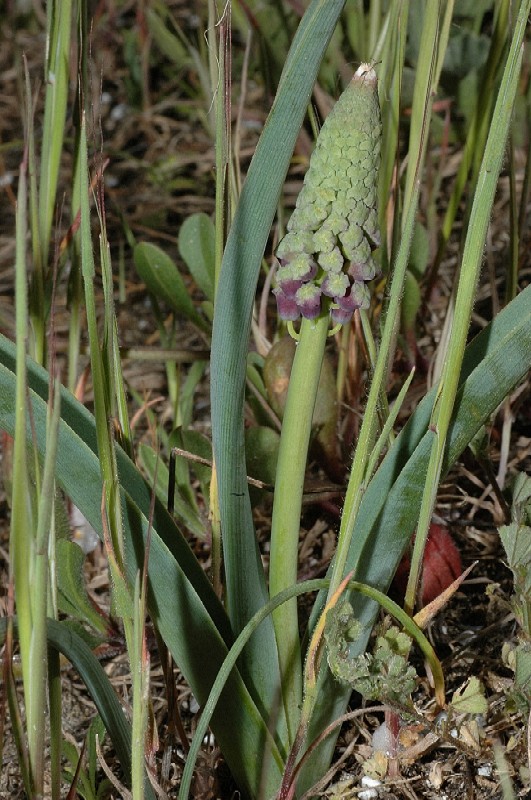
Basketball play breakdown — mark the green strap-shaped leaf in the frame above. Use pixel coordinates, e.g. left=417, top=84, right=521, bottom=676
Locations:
left=0, top=617, right=154, bottom=799
left=299, top=284, right=531, bottom=791
left=210, top=0, right=347, bottom=729
left=0, top=333, right=283, bottom=798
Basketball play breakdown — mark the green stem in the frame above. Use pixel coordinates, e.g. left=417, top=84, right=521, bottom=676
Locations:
left=269, top=313, right=329, bottom=741
left=329, top=176, right=421, bottom=600
left=131, top=573, right=148, bottom=800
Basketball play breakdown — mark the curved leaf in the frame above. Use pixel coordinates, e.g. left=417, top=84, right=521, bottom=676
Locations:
left=210, top=0, right=347, bottom=727
left=179, top=576, right=441, bottom=800
left=300, top=283, right=531, bottom=791
left=0, top=333, right=283, bottom=798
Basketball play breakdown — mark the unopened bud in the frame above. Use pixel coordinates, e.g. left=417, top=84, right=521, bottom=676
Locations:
left=275, top=63, right=381, bottom=325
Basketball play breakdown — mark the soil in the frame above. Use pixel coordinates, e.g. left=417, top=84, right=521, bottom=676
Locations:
left=0, top=4, right=530, bottom=799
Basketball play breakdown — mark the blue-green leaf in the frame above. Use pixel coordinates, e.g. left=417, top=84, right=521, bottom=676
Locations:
left=0, top=333, right=283, bottom=798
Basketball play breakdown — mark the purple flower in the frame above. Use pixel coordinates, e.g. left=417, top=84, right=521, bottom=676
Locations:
left=330, top=304, right=355, bottom=325
left=273, top=286, right=300, bottom=321
left=295, top=283, right=322, bottom=319
left=330, top=280, right=370, bottom=324
left=275, top=253, right=317, bottom=299
left=348, top=257, right=377, bottom=282
left=276, top=272, right=304, bottom=298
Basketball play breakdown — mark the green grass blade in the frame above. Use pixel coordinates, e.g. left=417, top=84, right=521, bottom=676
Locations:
left=210, top=0, right=346, bottom=729
left=0, top=335, right=283, bottom=797
left=79, top=113, right=126, bottom=568
left=297, top=283, right=531, bottom=791
left=11, top=151, right=35, bottom=789
left=100, top=225, right=134, bottom=459
left=0, top=618, right=156, bottom=800
left=38, top=0, right=73, bottom=275
left=27, top=377, right=61, bottom=792
left=24, top=58, right=44, bottom=365
left=131, top=573, right=149, bottom=800
left=402, top=0, right=444, bottom=219
left=377, top=1, right=408, bottom=247
left=404, top=0, right=530, bottom=613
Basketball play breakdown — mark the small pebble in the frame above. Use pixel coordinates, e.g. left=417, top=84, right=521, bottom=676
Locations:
left=359, top=775, right=380, bottom=800
left=110, top=103, right=128, bottom=122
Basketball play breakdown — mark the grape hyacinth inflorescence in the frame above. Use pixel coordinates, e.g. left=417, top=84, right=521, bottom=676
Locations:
left=274, top=63, right=382, bottom=326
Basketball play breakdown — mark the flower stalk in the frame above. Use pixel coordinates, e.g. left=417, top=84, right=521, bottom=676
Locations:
left=269, top=63, right=382, bottom=741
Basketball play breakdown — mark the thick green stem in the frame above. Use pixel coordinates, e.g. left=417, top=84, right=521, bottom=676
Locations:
left=269, top=313, right=329, bottom=742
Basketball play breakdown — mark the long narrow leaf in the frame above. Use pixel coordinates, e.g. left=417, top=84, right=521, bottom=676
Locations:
left=180, top=577, right=442, bottom=800
left=210, top=0, right=346, bottom=728
left=28, top=377, right=61, bottom=792
left=11, top=128, right=36, bottom=790
left=38, top=0, right=73, bottom=275
left=0, top=281, right=529, bottom=795
left=405, top=0, right=530, bottom=613
left=0, top=618, right=155, bottom=800
left=0, top=334, right=283, bottom=798
left=298, top=283, right=531, bottom=791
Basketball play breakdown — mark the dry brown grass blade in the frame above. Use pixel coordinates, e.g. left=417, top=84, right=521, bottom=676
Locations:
left=413, top=561, right=478, bottom=630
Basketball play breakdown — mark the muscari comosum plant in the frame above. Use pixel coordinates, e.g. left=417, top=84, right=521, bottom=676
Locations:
left=1, top=1, right=531, bottom=798
left=207, top=0, right=531, bottom=795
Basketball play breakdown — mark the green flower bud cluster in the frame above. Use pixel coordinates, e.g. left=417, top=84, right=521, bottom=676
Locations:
left=274, top=64, right=381, bottom=325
